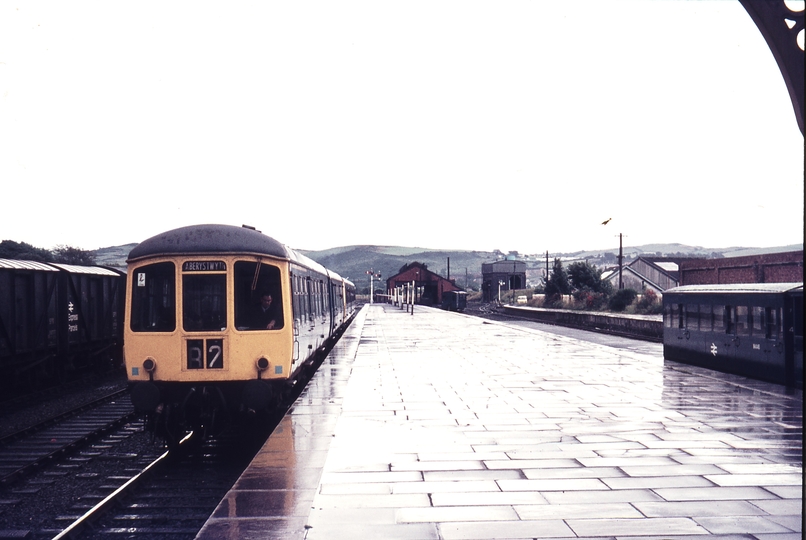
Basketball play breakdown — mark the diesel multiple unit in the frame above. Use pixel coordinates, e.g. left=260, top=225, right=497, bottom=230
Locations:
left=124, top=224, right=355, bottom=441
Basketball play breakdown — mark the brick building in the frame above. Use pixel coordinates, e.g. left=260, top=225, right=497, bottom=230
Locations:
left=481, top=259, right=527, bottom=302
left=679, top=250, right=803, bottom=285
left=385, top=262, right=462, bottom=306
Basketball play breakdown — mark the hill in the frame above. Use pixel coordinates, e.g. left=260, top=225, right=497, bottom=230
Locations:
left=93, top=244, right=138, bottom=271
left=86, top=241, right=802, bottom=293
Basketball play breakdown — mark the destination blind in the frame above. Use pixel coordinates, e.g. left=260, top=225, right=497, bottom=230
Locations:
left=182, top=261, right=227, bottom=272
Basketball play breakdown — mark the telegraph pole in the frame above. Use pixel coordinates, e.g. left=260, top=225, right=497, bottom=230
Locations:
left=617, top=233, right=623, bottom=290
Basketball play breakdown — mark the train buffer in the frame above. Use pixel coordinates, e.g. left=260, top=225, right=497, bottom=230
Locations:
left=197, top=304, right=802, bottom=540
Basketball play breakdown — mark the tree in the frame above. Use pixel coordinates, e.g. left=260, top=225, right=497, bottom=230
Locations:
left=567, top=261, right=611, bottom=294
left=0, top=240, right=53, bottom=262
left=565, top=261, right=612, bottom=310
left=544, top=258, right=570, bottom=305
left=53, top=245, right=96, bottom=265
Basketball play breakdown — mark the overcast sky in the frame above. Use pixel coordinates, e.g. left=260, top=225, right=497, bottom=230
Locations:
left=1, top=0, right=803, bottom=256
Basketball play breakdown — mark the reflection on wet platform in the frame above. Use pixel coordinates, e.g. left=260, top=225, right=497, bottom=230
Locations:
left=197, top=304, right=802, bottom=540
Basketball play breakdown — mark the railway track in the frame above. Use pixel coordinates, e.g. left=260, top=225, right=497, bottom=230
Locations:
left=0, top=389, right=135, bottom=486
left=45, top=323, right=344, bottom=539
left=54, top=427, right=275, bottom=540
left=0, top=316, right=352, bottom=539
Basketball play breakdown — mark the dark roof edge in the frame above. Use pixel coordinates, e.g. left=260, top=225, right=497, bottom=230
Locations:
left=127, top=224, right=290, bottom=262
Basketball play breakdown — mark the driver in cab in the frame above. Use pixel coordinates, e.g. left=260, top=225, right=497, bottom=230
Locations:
left=252, top=292, right=279, bottom=330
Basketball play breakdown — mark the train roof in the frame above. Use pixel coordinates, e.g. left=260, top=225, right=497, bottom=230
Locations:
left=665, top=282, right=803, bottom=295
left=0, top=258, right=122, bottom=276
left=127, top=224, right=291, bottom=262
left=126, top=224, right=348, bottom=281
left=49, top=263, right=123, bottom=276
left=0, top=258, right=59, bottom=271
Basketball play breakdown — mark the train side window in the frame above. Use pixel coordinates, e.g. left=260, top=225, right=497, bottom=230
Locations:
left=684, top=304, right=698, bottom=330
left=306, top=278, right=314, bottom=320
left=713, top=305, right=725, bottom=332
left=699, top=304, right=712, bottom=331
left=234, top=262, right=283, bottom=331
left=736, top=306, right=749, bottom=336
left=765, top=307, right=779, bottom=340
left=299, top=274, right=308, bottom=322
left=669, top=304, right=683, bottom=328
left=183, top=274, right=227, bottom=332
left=289, top=273, right=300, bottom=329
left=724, top=305, right=735, bottom=334
left=751, top=306, right=764, bottom=336
left=131, top=262, right=176, bottom=332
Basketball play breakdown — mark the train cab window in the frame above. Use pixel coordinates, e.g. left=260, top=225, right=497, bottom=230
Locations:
left=182, top=274, right=227, bottom=332
left=751, top=306, right=764, bottom=336
left=699, top=304, right=712, bottom=331
left=736, top=306, right=750, bottom=336
left=234, top=262, right=284, bottom=331
left=663, top=304, right=673, bottom=328
left=765, top=307, right=780, bottom=340
left=131, top=262, right=176, bottom=332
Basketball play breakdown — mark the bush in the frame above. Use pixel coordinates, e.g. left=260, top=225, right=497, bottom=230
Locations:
left=636, top=289, right=657, bottom=310
left=572, top=288, right=608, bottom=310
left=608, top=288, right=638, bottom=312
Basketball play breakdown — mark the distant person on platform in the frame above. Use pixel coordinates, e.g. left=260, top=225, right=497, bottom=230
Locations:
left=252, top=292, right=279, bottom=330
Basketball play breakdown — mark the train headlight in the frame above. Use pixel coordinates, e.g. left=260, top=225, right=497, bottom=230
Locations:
left=143, top=358, right=157, bottom=373
left=256, top=357, right=270, bottom=371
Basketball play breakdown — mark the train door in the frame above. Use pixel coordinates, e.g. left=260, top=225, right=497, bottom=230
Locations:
left=707, top=303, right=736, bottom=364
left=721, top=304, right=740, bottom=363
left=289, top=272, right=301, bottom=362
left=733, top=305, right=751, bottom=364
left=783, top=291, right=803, bottom=388
left=327, top=279, right=338, bottom=336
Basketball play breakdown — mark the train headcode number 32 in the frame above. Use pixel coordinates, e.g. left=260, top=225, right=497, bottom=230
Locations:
left=187, top=339, right=224, bottom=369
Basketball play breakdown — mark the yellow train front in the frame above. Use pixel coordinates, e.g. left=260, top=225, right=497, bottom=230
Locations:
left=124, top=224, right=355, bottom=441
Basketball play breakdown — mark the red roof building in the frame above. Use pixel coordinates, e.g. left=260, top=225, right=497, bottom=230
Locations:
left=385, top=262, right=462, bottom=306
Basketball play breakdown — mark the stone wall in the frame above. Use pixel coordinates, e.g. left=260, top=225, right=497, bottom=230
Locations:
left=501, top=305, right=663, bottom=342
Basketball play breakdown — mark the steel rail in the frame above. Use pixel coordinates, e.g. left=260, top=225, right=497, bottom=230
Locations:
left=0, top=390, right=135, bottom=486
left=51, top=431, right=195, bottom=540
left=0, top=388, right=129, bottom=445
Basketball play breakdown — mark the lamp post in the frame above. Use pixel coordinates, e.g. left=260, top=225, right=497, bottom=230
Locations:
left=366, top=270, right=382, bottom=304
left=412, top=271, right=419, bottom=315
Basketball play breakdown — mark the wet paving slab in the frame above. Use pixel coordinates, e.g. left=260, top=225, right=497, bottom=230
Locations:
left=196, top=304, right=802, bottom=540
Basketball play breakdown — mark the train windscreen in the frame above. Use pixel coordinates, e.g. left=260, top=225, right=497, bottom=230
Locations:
left=234, top=261, right=284, bottom=331
left=130, top=262, right=176, bottom=332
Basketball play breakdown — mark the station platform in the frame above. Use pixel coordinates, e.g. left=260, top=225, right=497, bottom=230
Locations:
left=196, top=304, right=803, bottom=540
